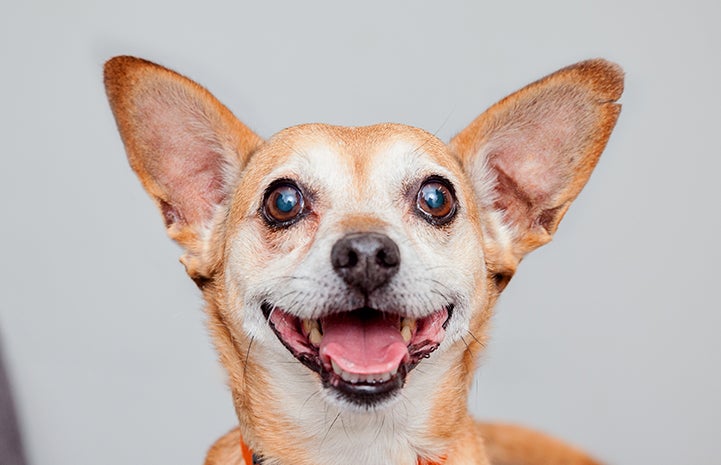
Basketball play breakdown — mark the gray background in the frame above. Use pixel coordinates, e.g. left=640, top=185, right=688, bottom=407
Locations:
left=1, top=1, right=719, bottom=464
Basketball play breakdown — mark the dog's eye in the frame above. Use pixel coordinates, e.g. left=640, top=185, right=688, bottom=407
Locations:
left=263, top=182, right=305, bottom=226
left=416, top=178, right=457, bottom=225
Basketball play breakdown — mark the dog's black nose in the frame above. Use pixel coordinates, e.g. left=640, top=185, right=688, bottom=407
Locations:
left=331, top=232, right=400, bottom=294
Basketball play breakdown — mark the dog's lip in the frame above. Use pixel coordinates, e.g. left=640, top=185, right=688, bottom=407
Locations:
left=261, top=302, right=453, bottom=404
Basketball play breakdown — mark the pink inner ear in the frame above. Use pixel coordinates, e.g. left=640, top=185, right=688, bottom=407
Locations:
left=491, top=134, right=564, bottom=204
left=484, top=88, right=595, bottom=229
left=135, top=89, right=231, bottom=227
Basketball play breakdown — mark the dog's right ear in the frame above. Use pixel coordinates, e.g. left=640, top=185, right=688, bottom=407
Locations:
left=104, top=56, right=263, bottom=281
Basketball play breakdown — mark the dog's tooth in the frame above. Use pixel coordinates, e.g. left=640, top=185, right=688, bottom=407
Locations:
left=401, top=325, right=413, bottom=343
left=301, top=319, right=312, bottom=335
left=330, top=361, right=397, bottom=384
left=331, top=359, right=342, bottom=375
left=402, top=317, right=417, bottom=330
left=309, top=327, right=322, bottom=346
left=400, top=317, right=417, bottom=343
left=342, top=369, right=358, bottom=384
left=302, top=319, right=320, bottom=336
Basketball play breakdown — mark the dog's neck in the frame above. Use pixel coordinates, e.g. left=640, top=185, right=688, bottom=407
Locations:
left=240, top=436, right=447, bottom=465
left=237, top=342, right=470, bottom=465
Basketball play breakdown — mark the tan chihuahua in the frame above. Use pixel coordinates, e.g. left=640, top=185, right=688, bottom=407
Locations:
left=105, top=56, right=622, bottom=465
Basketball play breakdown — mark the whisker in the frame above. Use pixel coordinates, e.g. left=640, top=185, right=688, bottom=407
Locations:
left=279, top=138, right=311, bottom=161
left=340, top=414, right=351, bottom=440
left=299, top=391, right=321, bottom=418
left=263, top=275, right=320, bottom=284
left=373, top=412, right=386, bottom=442
left=432, top=107, right=456, bottom=138
left=410, top=108, right=455, bottom=156
left=428, top=278, right=456, bottom=293
left=466, top=329, right=483, bottom=347
left=242, top=335, right=255, bottom=384
left=320, top=411, right=342, bottom=450
left=459, top=334, right=472, bottom=356
left=398, top=392, right=414, bottom=413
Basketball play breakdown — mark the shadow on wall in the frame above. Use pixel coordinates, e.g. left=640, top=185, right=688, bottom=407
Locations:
left=0, top=333, right=28, bottom=465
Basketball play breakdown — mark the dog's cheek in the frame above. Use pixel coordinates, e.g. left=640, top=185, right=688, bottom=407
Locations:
left=442, top=221, right=491, bottom=341
left=262, top=214, right=321, bottom=257
left=223, top=216, right=323, bottom=318
left=228, top=212, right=321, bottom=269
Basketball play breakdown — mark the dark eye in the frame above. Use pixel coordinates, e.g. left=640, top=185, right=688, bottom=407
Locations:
left=263, top=182, right=305, bottom=226
left=416, top=178, right=457, bottom=225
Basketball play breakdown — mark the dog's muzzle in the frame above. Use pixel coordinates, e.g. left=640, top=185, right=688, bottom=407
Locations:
left=262, top=232, right=453, bottom=407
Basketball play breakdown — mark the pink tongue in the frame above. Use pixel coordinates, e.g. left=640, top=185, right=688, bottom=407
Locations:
left=319, top=310, right=409, bottom=375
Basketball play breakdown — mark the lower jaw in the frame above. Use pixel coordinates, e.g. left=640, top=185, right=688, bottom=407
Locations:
left=322, top=364, right=408, bottom=407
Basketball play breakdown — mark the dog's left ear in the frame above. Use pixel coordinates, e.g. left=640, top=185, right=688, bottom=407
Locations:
left=104, top=56, right=263, bottom=281
left=451, top=59, right=623, bottom=268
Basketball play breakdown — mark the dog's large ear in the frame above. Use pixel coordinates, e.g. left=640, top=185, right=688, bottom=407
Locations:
left=104, top=56, right=263, bottom=280
left=451, top=59, right=623, bottom=267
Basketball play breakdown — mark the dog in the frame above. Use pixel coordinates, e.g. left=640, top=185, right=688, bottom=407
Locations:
left=104, top=56, right=622, bottom=465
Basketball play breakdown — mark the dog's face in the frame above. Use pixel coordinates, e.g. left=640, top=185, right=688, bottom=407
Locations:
left=105, top=57, right=622, bottom=463
left=227, top=124, right=486, bottom=408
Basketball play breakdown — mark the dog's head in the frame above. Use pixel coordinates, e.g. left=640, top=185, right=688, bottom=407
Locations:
left=105, top=57, right=622, bottom=463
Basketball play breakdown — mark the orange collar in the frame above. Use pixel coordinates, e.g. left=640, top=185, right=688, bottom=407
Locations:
left=239, top=438, right=258, bottom=465
left=241, top=437, right=445, bottom=465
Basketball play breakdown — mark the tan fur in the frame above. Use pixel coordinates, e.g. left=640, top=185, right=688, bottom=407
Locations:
left=105, top=56, right=623, bottom=465
left=476, top=423, right=600, bottom=465
left=205, top=423, right=599, bottom=465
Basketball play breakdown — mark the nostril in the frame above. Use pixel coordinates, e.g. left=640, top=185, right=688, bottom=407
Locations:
left=376, top=249, right=399, bottom=268
left=376, top=250, right=387, bottom=266
left=344, top=250, right=358, bottom=268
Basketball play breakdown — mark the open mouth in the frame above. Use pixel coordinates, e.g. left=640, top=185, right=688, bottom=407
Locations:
left=262, top=303, right=453, bottom=406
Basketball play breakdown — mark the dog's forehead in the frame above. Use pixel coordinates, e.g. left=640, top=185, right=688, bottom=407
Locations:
left=243, top=123, right=459, bottom=192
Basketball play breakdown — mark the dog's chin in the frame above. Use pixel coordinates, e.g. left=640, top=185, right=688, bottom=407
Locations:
left=261, top=302, right=453, bottom=408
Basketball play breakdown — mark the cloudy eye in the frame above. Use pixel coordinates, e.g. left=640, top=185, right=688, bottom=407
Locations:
left=416, top=177, right=457, bottom=225
left=263, top=181, right=305, bottom=226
